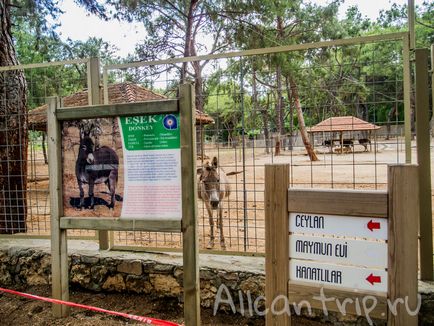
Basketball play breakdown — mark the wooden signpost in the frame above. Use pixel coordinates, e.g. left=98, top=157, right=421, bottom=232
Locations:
left=265, top=164, right=419, bottom=326
left=48, top=84, right=200, bottom=325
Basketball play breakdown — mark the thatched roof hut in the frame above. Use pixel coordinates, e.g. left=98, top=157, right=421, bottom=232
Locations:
left=308, top=116, right=380, bottom=133
left=29, top=82, right=214, bottom=132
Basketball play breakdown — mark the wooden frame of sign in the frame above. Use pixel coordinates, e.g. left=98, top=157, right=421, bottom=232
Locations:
left=47, top=84, right=200, bottom=325
left=265, top=164, right=418, bottom=326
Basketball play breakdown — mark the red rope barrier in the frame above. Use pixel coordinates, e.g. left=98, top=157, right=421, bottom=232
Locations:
left=0, top=287, right=181, bottom=326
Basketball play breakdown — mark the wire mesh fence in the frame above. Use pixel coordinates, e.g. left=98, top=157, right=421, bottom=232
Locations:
left=0, top=33, right=430, bottom=255
left=0, top=60, right=96, bottom=238
left=106, top=33, right=414, bottom=253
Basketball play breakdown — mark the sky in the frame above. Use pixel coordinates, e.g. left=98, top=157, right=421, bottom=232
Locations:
left=57, top=0, right=425, bottom=58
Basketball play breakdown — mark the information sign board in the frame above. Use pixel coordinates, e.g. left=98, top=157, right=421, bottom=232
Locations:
left=119, top=114, right=181, bottom=219
left=61, top=113, right=181, bottom=220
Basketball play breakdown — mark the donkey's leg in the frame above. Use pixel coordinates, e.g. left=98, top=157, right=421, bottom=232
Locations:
left=107, top=170, right=117, bottom=209
left=218, top=206, right=226, bottom=250
left=89, top=180, right=95, bottom=209
left=205, top=201, right=215, bottom=249
left=78, top=180, right=85, bottom=209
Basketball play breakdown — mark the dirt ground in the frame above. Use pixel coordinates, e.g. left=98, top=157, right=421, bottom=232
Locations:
left=0, top=285, right=326, bottom=326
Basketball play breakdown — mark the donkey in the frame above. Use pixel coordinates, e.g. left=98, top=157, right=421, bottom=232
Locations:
left=197, top=157, right=239, bottom=250
left=76, top=130, right=119, bottom=209
left=358, top=138, right=371, bottom=152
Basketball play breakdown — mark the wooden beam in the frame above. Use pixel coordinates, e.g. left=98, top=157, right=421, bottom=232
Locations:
left=180, top=84, right=200, bottom=326
left=56, top=100, right=178, bottom=120
left=288, top=189, right=388, bottom=218
left=105, top=32, right=407, bottom=70
left=0, top=58, right=88, bottom=72
left=265, top=164, right=290, bottom=326
left=60, top=217, right=181, bottom=232
left=415, top=49, right=434, bottom=281
left=388, top=165, right=419, bottom=325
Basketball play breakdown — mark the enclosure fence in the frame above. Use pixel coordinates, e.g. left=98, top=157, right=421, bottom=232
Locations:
left=1, top=32, right=432, bottom=256
left=101, top=32, right=416, bottom=254
left=0, top=58, right=96, bottom=240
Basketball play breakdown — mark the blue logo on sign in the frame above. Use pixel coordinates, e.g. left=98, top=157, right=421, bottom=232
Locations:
left=163, top=114, right=178, bottom=130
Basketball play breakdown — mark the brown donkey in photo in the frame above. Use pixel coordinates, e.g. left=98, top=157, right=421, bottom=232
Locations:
left=197, top=157, right=240, bottom=250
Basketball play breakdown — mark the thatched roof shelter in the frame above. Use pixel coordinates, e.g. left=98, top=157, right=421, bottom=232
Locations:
left=308, top=116, right=380, bottom=133
left=29, top=82, right=214, bottom=132
left=308, top=116, right=380, bottom=153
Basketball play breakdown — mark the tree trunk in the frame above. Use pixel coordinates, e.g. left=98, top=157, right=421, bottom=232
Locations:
left=285, top=77, right=294, bottom=150
left=0, top=1, right=28, bottom=233
left=191, top=43, right=205, bottom=156
left=287, top=76, right=318, bottom=161
left=275, top=65, right=284, bottom=155
left=42, top=132, right=48, bottom=164
left=180, top=0, right=199, bottom=82
left=262, top=92, right=272, bottom=154
left=386, top=105, right=397, bottom=140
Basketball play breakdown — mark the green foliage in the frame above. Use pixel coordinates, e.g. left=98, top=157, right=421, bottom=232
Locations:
left=9, top=0, right=123, bottom=109
left=6, top=0, right=433, bottom=130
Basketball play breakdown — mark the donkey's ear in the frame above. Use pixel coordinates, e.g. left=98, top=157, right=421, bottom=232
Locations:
left=79, top=128, right=84, bottom=140
left=212, top=157, right=218, bottom=168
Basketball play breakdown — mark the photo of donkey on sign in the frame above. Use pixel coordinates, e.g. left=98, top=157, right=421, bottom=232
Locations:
left=61, top=118, right=124, bottom=218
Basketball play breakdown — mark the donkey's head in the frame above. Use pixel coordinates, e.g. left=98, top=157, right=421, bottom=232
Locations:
left=78, top=129, right=95, bottom=164
left=198, top=157, right=222, bottom=209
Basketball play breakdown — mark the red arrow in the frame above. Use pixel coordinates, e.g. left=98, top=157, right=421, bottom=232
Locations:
left=366, top=273, right=382, bottom=285
left=367, top=220, right=381, bottom=231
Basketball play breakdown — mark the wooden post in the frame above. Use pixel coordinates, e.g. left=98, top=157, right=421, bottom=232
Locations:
left=403, top=33, right=412, bottom=163
left=388, top=165, right=419, bottom=325
left=180, top=83, right=200, bottom=326
left=408, top=0, right=415, bottom=50
left=88, top=57, right=110, bottom=250
left=415, top=49, right=433, bottom=281
left=47, top=97, right=69, bottom=317
left=265, top=164, right=290, bottom=326
left=431, top=44, right=434, bottom=137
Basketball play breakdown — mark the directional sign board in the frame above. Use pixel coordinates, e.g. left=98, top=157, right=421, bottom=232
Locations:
left=289, top=213, right=388, bottom=240
left=290, top=259, right=387, bottom=293
left=289, top=234, right=387, bottom=268
left=289, top=212, right=388, bottom=293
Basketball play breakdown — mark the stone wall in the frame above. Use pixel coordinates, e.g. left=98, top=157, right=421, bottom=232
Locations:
left=0, top=239, right=433, bottom=325
left=0, top=240, right=265, bottom=312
